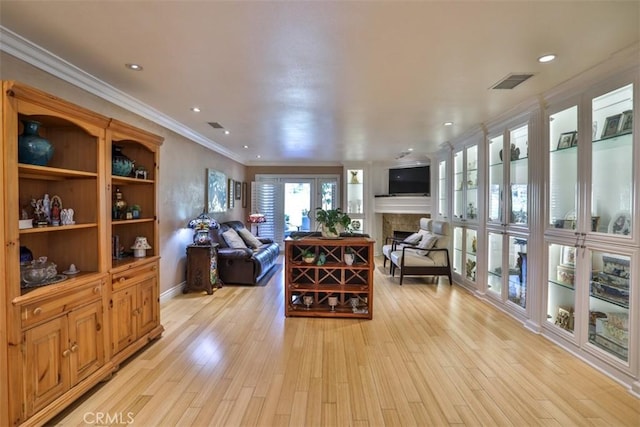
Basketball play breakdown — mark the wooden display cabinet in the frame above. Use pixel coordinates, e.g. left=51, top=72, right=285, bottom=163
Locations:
left=284, top=237, right=374, bottom=319
left=1, top=81, right=163, bottom=426
left=107, top=119, right=163, bottom=364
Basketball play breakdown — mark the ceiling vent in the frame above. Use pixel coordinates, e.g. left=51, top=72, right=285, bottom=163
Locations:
left=207, top=121, right=224, bottom=129
left=491, top=73, right=535, bottom=90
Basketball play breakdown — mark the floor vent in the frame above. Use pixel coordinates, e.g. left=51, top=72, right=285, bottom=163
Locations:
left=491, top=73, right=535, bottom=90
left=207, top=122, right=224, bottom=129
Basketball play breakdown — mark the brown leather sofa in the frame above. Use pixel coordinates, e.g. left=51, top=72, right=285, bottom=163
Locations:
left=211, top=221, right=280, bottom=285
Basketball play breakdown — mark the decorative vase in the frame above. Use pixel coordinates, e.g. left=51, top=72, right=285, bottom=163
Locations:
left=112, top=145, right=134, bottom=176
left=18, top=120, right=54, bottom=166
left=344, top=253, right=354, bottom=266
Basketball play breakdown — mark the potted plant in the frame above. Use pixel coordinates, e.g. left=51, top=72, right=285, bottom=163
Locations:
left=130, top=204, right=141, bottom=219
left=315, top=207, right=351, bottom=238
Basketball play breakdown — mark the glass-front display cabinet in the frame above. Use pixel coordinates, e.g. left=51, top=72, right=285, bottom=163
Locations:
left=485, top=122, right=529, bottom=310
left=453, top=226, right=478, bottom=285
left=591, top=84, right=633, bottom=238
left=437, top=159, right=448, bottom=220
left=345, top=167, right=365, bottom=233
left=545, top=80, right=636, bottom=370
left=453, top=144, right=478, bottom=222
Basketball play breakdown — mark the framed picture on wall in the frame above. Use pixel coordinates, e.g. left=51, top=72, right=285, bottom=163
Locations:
left=206, top=169, right=227, bottom=213
left=235, top=180, right=242, bottom=200
left=242, top=182, right=248, bottom=208
left=228, top=178, right=235, bottom=208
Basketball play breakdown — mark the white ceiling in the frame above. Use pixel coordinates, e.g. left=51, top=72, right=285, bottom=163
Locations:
left=1, top=1, right=638, bottom=166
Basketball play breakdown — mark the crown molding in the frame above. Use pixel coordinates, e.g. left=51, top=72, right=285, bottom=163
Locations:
left=0, top=26, right=244, bottom=164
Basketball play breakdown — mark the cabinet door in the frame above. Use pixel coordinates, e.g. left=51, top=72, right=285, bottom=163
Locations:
left=111, top=288, right=136, bottom=355
left=24, top=316, right=69, bottom=416
left=137, top=276, right=159, bottom=337
left=68, top=301, right=104, bottom=385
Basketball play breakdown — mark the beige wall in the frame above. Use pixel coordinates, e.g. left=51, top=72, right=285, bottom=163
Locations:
left=1, top=53, right=247, bottom=294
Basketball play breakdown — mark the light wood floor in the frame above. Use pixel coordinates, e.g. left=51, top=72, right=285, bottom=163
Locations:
left=51, top=257, right=639, bottom=426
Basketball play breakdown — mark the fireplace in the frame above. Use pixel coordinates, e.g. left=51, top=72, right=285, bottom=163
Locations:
left=381, top=213, right=430, bottom=241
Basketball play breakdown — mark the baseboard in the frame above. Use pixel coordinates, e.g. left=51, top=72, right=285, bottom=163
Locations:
left=160, top=281, right=184, bottom=304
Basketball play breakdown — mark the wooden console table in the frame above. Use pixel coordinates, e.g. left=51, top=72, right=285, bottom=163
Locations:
left=284, top=236, right=374, bottom=319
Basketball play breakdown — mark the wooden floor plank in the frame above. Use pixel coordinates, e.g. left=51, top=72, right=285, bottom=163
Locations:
left=48, top=257, right=639, bottom=426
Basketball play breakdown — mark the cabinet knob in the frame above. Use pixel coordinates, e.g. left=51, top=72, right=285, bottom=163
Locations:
left=62, top=349, right=70, bottom=357
left=33, top=307, right=42, bottom=316
left=119, top=277, right=126, bottom=283
left=152, top=265, right=157, bottom=271
left=70, top=344, right=79, bottom=353
left=93, top=286, right=101, bottom=294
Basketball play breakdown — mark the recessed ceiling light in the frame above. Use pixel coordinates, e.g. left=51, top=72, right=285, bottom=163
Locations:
left=256, top=155, right=261, bottom=159
left=125, top=63, right=143, bottom=71
left=243, top=145, right=249, bottom=149
left=224, top=130, right=230, bottom=135
left=190, top=107, right=201, bottom=112
left=444, top=122, right=453, bottom=126
left=408, top=148, right=414, bottom=152
left=538, top=54, right=556, bottom=63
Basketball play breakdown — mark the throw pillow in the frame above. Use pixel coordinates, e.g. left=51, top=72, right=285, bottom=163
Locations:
left=238, top=227, right=263, bottom=249
left=416, top=235, right=438, bottom=256
left=222, top=228, right=247, bottom=249
left=403, top=232, right=422, bottom=245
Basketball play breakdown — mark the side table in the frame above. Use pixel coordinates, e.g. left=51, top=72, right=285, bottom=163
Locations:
left=185, top=243, right=220, bottom=295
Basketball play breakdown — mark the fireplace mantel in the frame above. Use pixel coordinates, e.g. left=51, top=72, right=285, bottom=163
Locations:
left=373, top=195, right=432, bottom=214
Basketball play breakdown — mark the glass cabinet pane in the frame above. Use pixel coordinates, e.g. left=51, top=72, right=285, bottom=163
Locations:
left=346, top=169, right=363, bottom=214
left=589, top=251, right=630, bottom=362
left=453, top=226, right=463, bottom=276
left=487, top=232, right=503, bottom=294
left=438, top=160, right=447, bottom=218
left=509, top=125, right=528, bottom=225
left=549, top=106, right=578, bottom=230
left=488, top=136, right=503, bottom=223
left=547, top=243, right=576, bottom=333
left=592, top=84, right=633, bottom=237
left=465, top=145, right=478, bottom=221
left=465, top=229, right=477, bottom=282
left=507, top=236, right=527, bottom=308
left=453, top=150, right=463, bottom=219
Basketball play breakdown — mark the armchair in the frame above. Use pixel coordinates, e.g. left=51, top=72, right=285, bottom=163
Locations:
left=389, top=219, right=452, bottom=285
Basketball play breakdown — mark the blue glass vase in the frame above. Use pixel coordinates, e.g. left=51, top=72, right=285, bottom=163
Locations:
left=18, top=120, right=54, bottom=166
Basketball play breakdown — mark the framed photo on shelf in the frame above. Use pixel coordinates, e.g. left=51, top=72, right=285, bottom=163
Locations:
left=555, top=306, right=574, bottom=331
left=557, top=131, right=576, bottom=150
left=601, top=114, right=622, bottom=139
left=618, top=110, right=632, bottom=134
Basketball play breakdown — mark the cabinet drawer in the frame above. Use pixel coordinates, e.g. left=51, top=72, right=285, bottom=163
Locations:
left=22, top=280, right=103, bottom=329
left=112, top=261, right=158, bottom=291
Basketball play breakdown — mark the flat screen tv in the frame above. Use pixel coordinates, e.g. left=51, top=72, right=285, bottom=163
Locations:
left=388, top=166, right=430, bottom=196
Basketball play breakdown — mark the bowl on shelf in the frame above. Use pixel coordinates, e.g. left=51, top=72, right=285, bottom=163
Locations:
left=20, top=257, right=57, bottom=284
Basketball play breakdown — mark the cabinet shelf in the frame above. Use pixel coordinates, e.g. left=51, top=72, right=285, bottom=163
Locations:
left=112, top=175, right=155, bottom=185
left=112, top=218, right=155, bottom=226
left=19, top=222, right=98, bottom=234
left=19, top=164, right=98, bottom=180
left=548, top=278, right=575, bottom=291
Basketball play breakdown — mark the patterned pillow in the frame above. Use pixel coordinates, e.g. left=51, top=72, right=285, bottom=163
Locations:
left=238, top=227, right=263, bottom=249
left=416, top=235, right=438, bottom=256
left=222, top=228, right=247, bottom=249
left=403, top=232, right=422, bottom=245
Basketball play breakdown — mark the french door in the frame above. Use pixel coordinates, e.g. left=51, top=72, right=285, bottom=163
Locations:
left=253, top=175, right=340, bottom=248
